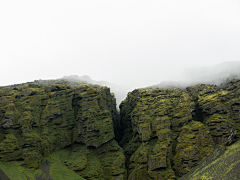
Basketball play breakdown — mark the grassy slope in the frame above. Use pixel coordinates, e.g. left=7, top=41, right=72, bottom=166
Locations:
left=0, top=147, right=85, bottom=180
left=0, top=161, right=42, bottom=180
left=180, top=140, right=240, bottom=180
left=44, top=148, right=85, bottom=180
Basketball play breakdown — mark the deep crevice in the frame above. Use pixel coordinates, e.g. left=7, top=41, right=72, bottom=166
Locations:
left=71, top=95, right=81, bottom=145
left=192, top=101, right=204, bottom=123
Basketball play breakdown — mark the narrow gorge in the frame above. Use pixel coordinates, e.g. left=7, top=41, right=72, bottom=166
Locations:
left=0, top=78, right=240, bottom=180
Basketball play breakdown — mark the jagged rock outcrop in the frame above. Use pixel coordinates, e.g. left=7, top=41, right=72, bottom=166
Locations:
left=1, top=78, right=240, bottom=180
left=173, top=121, right=214, bottom=176
left=119, top=88, right=214, bottom=179
left=187, top=82, right=240, bottom=145
left=119, top=79, right=240, bottom=179
left=0, top=80, right=126, bottom=180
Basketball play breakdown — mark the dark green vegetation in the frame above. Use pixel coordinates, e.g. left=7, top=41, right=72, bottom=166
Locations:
left=1, top=78, right=240, bottom=179
left=0, top=79, right=125, bottom=180
left=119, top=79, right=240, bottom=180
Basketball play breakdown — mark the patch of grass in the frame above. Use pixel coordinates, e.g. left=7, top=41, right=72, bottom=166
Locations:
left=180, top=140, right=240, bottom=180
left=0, top=148, right=85, bottom=180
left=0, top=161, right=43, bottom=180
left=44, top=148, right=86, bottom=180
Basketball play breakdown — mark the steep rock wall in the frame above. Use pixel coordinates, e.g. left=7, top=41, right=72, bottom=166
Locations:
left=119, top=88, right=214, bottom=179
left=0, top=80, right=126, bottom=180
left=119, top=79, right=240, bottom=179
left=1, top=79, right=240, bottom=179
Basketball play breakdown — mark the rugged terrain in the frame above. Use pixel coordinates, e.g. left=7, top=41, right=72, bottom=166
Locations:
left=0, top=79, right=125, bottom=180
left=0, top=78, right=240, bottom=179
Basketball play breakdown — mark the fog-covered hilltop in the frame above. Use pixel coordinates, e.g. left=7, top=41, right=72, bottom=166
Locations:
left=58, top=61, right=240, bottom=107
left=61, top=75, right=131, bottom=107
left=150, top=61, right=240, bottom=89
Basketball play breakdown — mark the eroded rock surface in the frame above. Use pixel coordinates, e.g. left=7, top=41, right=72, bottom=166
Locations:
left=119, top=80, right=240, bottom=179
left=0, top=79, right=125, bottom=180
left=119, top=88, right=214, bottom=179
left=1, top=78, right=240, bottom=180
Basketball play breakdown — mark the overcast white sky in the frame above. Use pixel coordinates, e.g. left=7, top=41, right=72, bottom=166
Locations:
left=0, top=0, right=240, bottom=88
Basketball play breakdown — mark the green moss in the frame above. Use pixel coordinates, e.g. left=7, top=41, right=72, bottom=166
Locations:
left=128, top=165, right=150, bottom=180
left=0, top=79, right=121, bottom=179
left=181, top=140, right=240, bottom=180
left=174, top=121, right=214, bottom=176
left=120, top=87, right=218, bottom=179
left=0, top=134, right=20, bottom=161
left=0, top=160, right=44, bottom=180
left=22, top=149, right=42, bottom=169
left=2, top=77, right=240, bottom=179
left=46, top=149, right=86, bottom=180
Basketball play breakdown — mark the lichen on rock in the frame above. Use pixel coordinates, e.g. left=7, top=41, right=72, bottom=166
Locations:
left=0, top=79, right=125, bottom=180
left=119, top=88, right=198, bottom=179
left=1, top=77, right=240, bottom=179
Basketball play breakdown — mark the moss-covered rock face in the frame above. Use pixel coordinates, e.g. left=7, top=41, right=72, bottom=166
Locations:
left=74, top=85, right=116, bottom=147
left=0, top=79, right=126, bottom=180
left=64, top=140, right=126, bottom=180
left=119, top=80, right=240, bottom=179
left=187, top=82, right=240, bottom=145
left=174, top=121, right=214, bottom=176
left=119, top=88, right=213, bottom=179
left=2, top=78, right=240, bottom=179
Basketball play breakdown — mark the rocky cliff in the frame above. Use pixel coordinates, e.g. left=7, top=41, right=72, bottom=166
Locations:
left=1, top=78, right=240, bottom=179
left=119, top=79, right=240, bottom=179
left=0, top=79, right=125, bottom=180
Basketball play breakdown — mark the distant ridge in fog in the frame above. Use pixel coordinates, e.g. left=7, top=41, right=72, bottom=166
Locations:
left=61, top=75, right=129, bottom=107
left=149, top=61, right=240, bottom=89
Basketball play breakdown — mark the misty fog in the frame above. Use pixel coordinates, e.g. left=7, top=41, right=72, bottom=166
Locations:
left=149, top=61, right=240, bottom=89
left=58, top=61, right=240, bottom=107
left=0, top=1, right=240, bottom=107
